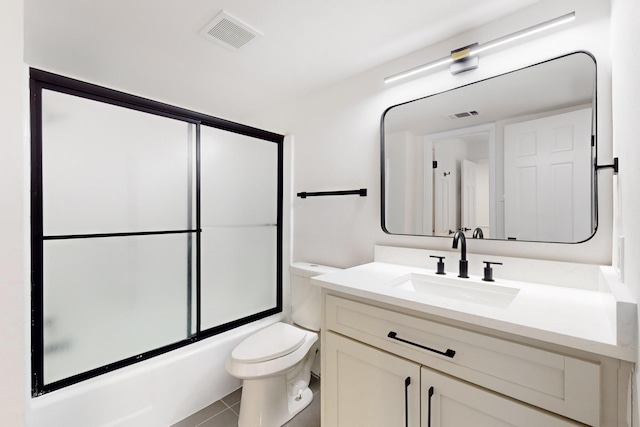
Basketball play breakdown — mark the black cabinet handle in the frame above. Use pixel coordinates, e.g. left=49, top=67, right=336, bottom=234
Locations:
left=427, top=386, right=434, bottom=427
left=388, top=331, right=456, bottom=358
left=404, top=377, right=411, bottom=427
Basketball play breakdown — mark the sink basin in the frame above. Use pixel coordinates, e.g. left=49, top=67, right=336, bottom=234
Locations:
left=385, top=273, right=519, bottom=308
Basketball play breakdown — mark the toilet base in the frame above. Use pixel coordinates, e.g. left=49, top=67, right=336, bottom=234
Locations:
left=238, top=376, right=313, bottom=427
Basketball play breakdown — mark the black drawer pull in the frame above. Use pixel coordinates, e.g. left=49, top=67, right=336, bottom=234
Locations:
left=404, top=377, right=411, bottom=427
left=427, top=386, right=434, bottom=427
left=387, top=331, right=456, bottom=358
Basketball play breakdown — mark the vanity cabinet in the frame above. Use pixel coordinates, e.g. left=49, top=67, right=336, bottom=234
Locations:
left=323, top=294, right=625, bottom=426
left=325, top=332, right=582, bottom=427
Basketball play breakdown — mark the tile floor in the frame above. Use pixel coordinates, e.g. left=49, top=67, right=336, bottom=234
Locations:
left=171, top=375, right=321, bottom=427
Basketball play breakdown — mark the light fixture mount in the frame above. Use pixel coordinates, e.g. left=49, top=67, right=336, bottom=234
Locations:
left=384, top=12, right=576, bottom=83
left=450, top=43, right=479, bottom=75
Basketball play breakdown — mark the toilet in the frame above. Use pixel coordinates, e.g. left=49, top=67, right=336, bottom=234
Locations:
left=226, top=262, right=341, bottom=427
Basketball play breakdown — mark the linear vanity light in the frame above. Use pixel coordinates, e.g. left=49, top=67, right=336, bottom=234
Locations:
left=384, top=12, right=576, bottom=84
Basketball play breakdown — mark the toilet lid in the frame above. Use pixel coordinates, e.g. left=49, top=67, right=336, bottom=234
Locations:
left=232, top=322, right=307, bottom=363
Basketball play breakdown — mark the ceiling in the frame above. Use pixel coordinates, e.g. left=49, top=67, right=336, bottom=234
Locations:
left=24, top=0, right=538, bottom=123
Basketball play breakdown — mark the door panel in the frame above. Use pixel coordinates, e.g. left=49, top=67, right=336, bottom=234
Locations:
left=325, top=332, right=420, bottom=427
left=421, top=367, right=583, bottom=427
left=504, top=108, right=592, bottom=242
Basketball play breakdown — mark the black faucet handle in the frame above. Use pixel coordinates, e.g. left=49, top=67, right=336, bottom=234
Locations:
left=472, top=227, right=484, bottom=239
left=482, top=261, right=503, bottom=282
left=429, top=255, right=446, bottom=275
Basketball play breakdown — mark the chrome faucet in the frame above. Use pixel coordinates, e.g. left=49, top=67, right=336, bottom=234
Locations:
left=452, top=230, right=469, bottom=278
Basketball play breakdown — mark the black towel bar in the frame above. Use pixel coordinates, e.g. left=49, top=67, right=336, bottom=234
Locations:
left=297, top=188, right=367, bottom=198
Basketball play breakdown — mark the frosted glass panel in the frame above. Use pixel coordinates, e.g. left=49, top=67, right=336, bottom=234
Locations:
left=201, top=226, right=277, bottom=329
left=201, top=126, right=278, bottom=226
left=42, top=90, right=195, bottom=235
left=43, top=234, right=194, bottom=384
left=200, top=126, right=279, bottom=330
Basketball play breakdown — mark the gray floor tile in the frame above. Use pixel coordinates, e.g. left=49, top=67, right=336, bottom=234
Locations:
left=228, top=402, right=240, bottom=416
left=171, top=400, right=228, bottom=427
left=283, top=394, right=321, bottom=427
left=221, top=387, right=242, bottom=407
left=173, top=376, right=320, bottom=427
left=197, top=407, right=239, bottom=427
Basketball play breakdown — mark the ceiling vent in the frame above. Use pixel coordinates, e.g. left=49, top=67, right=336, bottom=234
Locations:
left=199, top=10, right=262, bottom=51
left=444, top=110, right=479, bottom=120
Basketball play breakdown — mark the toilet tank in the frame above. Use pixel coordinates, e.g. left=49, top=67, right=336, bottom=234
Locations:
left=290, top=262, right=341, bottom=331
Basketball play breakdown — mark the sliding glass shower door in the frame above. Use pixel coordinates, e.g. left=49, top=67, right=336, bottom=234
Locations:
left=40, top=89, right=196, bottom=385
left=200, top=127, right=279, bottom=329
left=31, top=69, right=283, bottom=394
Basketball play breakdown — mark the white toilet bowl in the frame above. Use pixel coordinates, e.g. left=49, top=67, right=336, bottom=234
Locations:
left=226, top=322, right=319, bottom=427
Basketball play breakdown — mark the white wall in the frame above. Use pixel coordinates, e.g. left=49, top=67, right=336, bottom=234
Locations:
left=250, top=0, right=614, bottom=269
left=0, top=0, right=28, bottom=425
left=610, top=0, right=640, bottom=423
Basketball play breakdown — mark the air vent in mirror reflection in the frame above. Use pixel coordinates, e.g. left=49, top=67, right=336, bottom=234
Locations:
left=444, top=110, right=479, bottom=120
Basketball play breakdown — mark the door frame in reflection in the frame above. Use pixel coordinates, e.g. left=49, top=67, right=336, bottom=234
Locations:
left=423, top=123, right=496, bottom=237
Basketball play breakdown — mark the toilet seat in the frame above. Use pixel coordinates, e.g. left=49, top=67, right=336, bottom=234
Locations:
left=231, top=322, right=307, bottom=363
left=226, top=322, right=318, bottom=379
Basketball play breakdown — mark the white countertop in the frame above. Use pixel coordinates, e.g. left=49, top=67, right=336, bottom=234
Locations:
left=313, top=261, right=636, bottom=362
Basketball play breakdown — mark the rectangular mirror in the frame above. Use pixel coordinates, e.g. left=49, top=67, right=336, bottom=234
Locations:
left=382, top=51, right=597, bottom=243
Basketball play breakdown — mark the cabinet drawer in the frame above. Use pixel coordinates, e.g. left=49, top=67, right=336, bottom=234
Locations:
left=325, top=295, right=600, bottom=426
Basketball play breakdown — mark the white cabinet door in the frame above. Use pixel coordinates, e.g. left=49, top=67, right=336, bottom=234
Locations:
left=421, top=367, right=584, bottom=427
left=325, top=331, right=421, bottom=427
